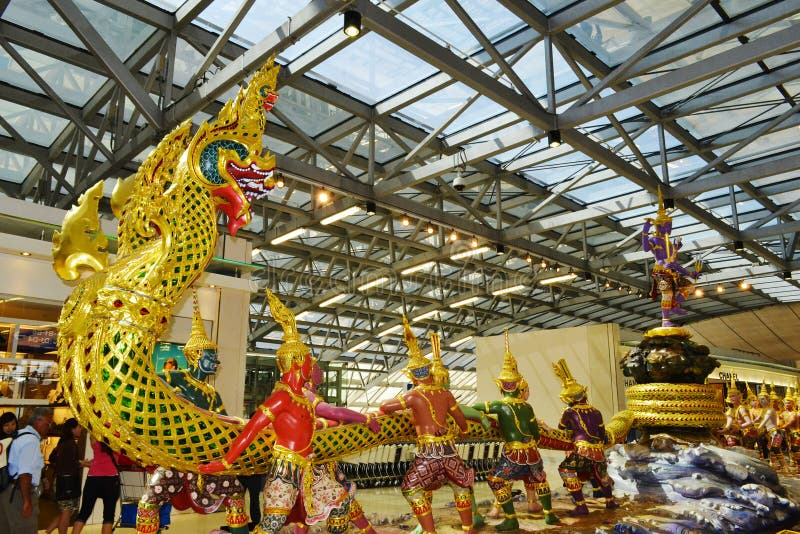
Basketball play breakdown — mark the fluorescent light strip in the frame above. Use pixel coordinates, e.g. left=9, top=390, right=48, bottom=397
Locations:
left=450, top=335, right=473, bottom=348
left=357, top=276, right=390, bottom=291
left=539, top=273, right=578, bottom=285
left=401, top=261, right=436, bottom=275
left=350, top=340, right=370, bottom=352
left=450, top=296, right=479, bottom=308
left=320, top=205, right=361, bottom=225
left=378, top=324, right=402, bottom=337
left=319, top=294, right=346, bottom=307
left=491, top=284, right=527, bottom=296
left=450, top=246, right=490, bottom=260
left=270, top=227, right=306, bottom=245
left=412, top=309, right=439, bottom=322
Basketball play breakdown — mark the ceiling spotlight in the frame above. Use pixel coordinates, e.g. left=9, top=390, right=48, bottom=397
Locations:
left=583, top=272, right=592, bottom=281
left=317, top=189, right=331, bottom=204
left=784, top=270, right=793, bottom=280
left=449, top=229, right=458, bottom=242
left=547, top=129, right=562, bottom=148
left=733, top=240, right=744, bottom=251
left=495, top=243, right=506, bottom=254
left=426, top=223, right=435, bottom=235
left=365, top=200, right=377, bottom=215
left=453, top=169, right=465, bottom=191
left=469, top=237, right=478, bottom=248
left=343, top=9, right=361, bottom=37
left=525, top=255, right=532, bottom=264
left=739, top=280, right=750, bottom=290
left=663, top=198, right=675, bottom=210
left=604, top=280, right=611, bottom=288
left=539, top=258, right=547, bottom=269
left=716, top=285, right=725, bottom=294
left=401, top=215, right=411, bottom=226
left=555, top=264, right=561, bottom=273
left=694, top=287, right=705, bottom=297
left=275, top=173, right=285, bottom=188
left=20, top=251, right=31, bottom=256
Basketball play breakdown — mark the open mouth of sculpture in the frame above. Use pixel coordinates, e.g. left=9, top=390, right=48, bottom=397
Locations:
left=226, top=161, right=275, bottom=202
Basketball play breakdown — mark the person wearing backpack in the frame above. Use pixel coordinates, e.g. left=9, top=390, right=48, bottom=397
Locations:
left=71, top=436, right=121, bottom=534
left=0, top=411, right=17, bottom=438
left=44, top=418, right=84, bottom=534
left=0, top=406, right=53, bottom=534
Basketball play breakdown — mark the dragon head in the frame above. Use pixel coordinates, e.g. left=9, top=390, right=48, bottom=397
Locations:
left=188, top=57, right=280, bottom=235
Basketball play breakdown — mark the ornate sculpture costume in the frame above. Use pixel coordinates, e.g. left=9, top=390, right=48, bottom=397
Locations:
left=472, top=330, right=558, bottom=529
left=719, top=375, right=753, bottom=448
left=199, top=290, right=350, bottom=534
left=755, top=379, right=784, bottom=468
left=292, top=362, right=381, bottom=534
left=552, top=358, right=618, bottom=516
left=642, top=188, right=700, bottom=328
left=137, top=292, right=246, bottom=533
left=379, top=320, right=476, bottom=534
left=779, top=386, right=800, bottom=471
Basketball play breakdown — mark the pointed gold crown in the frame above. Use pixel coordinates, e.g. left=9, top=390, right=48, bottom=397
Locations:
left=266, top=288, right=310, bottom=373
left=183, top=289, right=216, bottom=366
left=653, top=185, right=672, bottom=230
left=493, top=329, right=524, bottom=392
left=744, top=381, right=756, bottom=401
left=402, top=315, right=431, bottom=380
left=429, top=332, right=448, bottom=388
left=786, top=386, right=795, bottom=405
left=725, top=373, right=740, bottom=404
left=758, top=377, right=768, bottom=398
left=552, top=358, right=588, bottom=404
left=769, top=381, right=781, bottom=402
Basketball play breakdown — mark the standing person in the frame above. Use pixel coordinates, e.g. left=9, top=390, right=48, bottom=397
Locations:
left=237, top=472, right=266, bottom=532
left=551, top=358, right=618, bottom=517
left=71, top=436, right=121, bottom=534
left=0, top=406, right=53, bottom=534
left=379, top=318, right=476, bottom=534
left=199, top=289, right=351, bottom=534
left=0, top=411, right=17, bottom=438
left=472, top=330, right=558, bottom=529
left=45, top=418, right=84, bottom=534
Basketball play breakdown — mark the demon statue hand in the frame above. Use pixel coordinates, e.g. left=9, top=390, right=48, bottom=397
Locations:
left=291, top=361, right=381, bottom=534
left=551, top=358, right=618, bottom=517
left=199, top=289, right=351, bottom=534
left=643, top=188, right=700, bottom=328
left=137, top=291, right=247, bottom=534
left=472, top=329, right=558, bottom=530
left=379, top=318, right=476, bottom=534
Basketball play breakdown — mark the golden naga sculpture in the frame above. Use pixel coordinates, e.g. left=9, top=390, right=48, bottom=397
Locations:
left=53, top=58, right=281, bottom=473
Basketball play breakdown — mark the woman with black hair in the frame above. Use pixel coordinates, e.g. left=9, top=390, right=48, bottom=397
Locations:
left=0, top=411, right=17, bottom=438
left=45, top=418, right=83, bottom=534
left=71, top=436, right=121, bottom=534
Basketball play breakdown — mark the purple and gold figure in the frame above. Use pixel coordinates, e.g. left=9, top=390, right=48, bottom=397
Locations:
left=137, top=291, right=247, bottom=534
left=643, top=188, right=700, bottom=327
left=552, top=358, right=618, bottom=516
left=379, top=319, right=476, bottom=534
left=472, top=330, right=558, bottom=529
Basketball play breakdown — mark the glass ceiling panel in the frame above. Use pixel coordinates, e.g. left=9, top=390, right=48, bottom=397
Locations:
left=515, top=41, right=578, bottom=99
left=275, top=86, right=352, bottom=137
left=0, top=149, right=36, bottom=183
left=401, top=0, right=524, bottom=58
left=528, top=1, right=579, bottom=16
left=73, top=0, right=156, bottom=61
left=569, top=0, right=707, bottom=66
left=311, top=33, right=439, bottom=104
left=4, top=0, right=83, bottom=50
left=723, top=128, right=800, bottom=165
left=0, top=45, right=107, bottom=107
left=142, top=0, right=182, bottom=11
left=0, top=99, right=70, bottom=146
left=678, top=89, right=790, bottom=139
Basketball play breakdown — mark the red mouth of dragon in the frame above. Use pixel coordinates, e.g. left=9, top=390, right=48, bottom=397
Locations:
left=214, top=161, right=275, bottom=235
left=225, top=161, right=275, bottom=202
